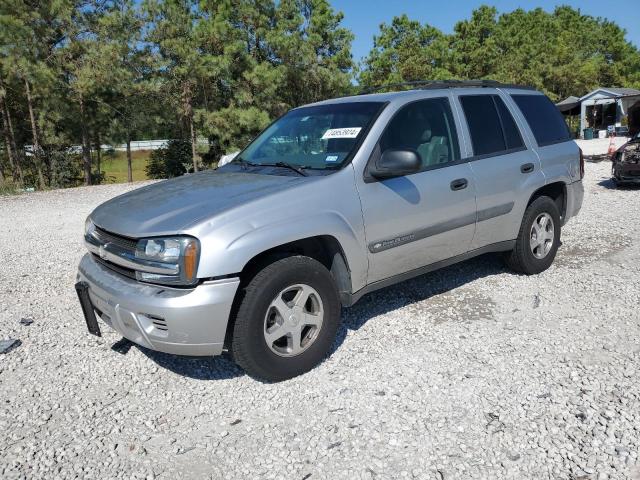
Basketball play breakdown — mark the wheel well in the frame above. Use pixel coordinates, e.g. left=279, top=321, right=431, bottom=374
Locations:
left=243, top=236, right=351, bottom=295
left=224, top=236, right=351, bottom=350
left=528, top=182, right=567, bottom=220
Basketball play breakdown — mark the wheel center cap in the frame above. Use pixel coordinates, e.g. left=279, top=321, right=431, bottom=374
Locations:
left=288, top=314, right=299, bottom=327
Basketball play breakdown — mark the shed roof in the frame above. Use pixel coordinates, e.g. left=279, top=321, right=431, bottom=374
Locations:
left=556, top=96, right=581, bottom=114
left=580, top=87, right=640, bottom=101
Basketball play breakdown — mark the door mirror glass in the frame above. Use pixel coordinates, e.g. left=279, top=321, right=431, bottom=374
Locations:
left=370, top=149, right=421, bottom=179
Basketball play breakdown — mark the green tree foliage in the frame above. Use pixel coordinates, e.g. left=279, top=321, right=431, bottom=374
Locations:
left=360, top=6, right=640, bottom=101
left=195, top=0, right=354, bottom=152
left=360, top=14, right=453, bottom=87
left=2, top=2, right=640, bottom=191
left=145, top=140, right=190, bottom=179
left=0, top=0, right=354, bottom=189
left=450, top=6, right=500, bottom=80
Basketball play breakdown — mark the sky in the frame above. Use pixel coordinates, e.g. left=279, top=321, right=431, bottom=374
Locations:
left=331, top=0, right=640, bottom=64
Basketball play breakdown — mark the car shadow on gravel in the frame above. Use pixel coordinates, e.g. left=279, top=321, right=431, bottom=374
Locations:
left=598, top=178, right=640, bottom=190
left=330, top=253, right=508, bottom=354
left=123, top=342, right=244, bottom=380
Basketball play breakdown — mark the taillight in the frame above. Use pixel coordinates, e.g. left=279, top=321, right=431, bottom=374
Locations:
left=579, top=147, right=584, bottom=179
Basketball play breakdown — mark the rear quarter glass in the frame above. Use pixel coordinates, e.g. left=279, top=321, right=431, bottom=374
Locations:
left=511, top=94, right=571, bottom=147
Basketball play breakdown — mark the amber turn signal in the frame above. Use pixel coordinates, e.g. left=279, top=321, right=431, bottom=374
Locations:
left=183, top=240, right=198, bottom=281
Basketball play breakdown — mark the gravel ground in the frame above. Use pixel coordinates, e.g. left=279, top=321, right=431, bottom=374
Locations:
left=1, top=161, right=640, bottom=480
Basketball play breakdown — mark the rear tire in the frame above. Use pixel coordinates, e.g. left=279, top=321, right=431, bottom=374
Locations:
left=231, top=255, right=341, bottom=382
left=505, top=196, right=561, bottom=275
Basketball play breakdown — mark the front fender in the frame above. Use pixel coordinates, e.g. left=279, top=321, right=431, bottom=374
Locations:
left=246, top=213, right=365, bottom=285
left=186, top=167, right=369, bottom=292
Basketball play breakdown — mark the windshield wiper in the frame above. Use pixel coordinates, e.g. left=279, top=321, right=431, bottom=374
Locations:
left=233, top=158, right=308, bottom=176
left=256, top=161, right=309, bottom=176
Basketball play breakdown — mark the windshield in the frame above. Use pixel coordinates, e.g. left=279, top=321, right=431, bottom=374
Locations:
left=235, top=102, right=384, bottom=170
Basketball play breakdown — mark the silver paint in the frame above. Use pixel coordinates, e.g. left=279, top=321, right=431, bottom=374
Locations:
left=79, top=86, right=584, bottom=357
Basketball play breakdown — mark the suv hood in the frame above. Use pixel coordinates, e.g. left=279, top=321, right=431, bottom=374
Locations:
left=90, top=170, right=307, bottom=238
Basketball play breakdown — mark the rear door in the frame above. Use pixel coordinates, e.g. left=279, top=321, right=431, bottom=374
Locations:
left=357, top=96, right=477, bottom=284
left=451, top=91, right=545, bottom=249
left=509, top=92, right=580, bottom=187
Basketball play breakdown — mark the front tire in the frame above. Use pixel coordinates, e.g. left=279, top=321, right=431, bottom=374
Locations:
left=231, top=256, right=341, bottom=382
left=505, top=196, right=561, bottom=275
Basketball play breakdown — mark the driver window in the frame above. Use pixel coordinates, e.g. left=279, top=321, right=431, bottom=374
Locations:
left=380, top=98, right=461, bottom=170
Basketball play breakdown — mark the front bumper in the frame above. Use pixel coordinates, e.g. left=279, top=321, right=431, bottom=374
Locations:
left=616, top=177, right=640, bottom=184
left=614, top=162, right=640, bottom=183
left=76, top=254, right=240, bottom=356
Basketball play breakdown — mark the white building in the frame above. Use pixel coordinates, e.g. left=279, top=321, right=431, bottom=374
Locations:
left=573, top=87, right=640, bottom=138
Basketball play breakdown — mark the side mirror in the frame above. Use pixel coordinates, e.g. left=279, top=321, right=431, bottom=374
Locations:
left=370, top=149, right=421, bottom=179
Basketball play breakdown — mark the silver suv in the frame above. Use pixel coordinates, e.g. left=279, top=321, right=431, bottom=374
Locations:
left=76, top=80, right=584, bottom=381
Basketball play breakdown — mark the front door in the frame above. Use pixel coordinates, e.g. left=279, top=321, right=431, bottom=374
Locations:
left=357, top=97, right=477, bottom=284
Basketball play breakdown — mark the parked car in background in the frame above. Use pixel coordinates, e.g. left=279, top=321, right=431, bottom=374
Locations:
left=614, top=126, right=630, bottom=137
left=612, top=133, right=640, bottom=185
left=76, top=80, right=584, bottom=381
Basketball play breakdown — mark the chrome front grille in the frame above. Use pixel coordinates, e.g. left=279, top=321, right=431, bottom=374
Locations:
left=93, top=227, right=138, bottom=252
left=86, top=226, right=179, bottom=282
left=92, top=253, right=136, bottom=280
left=89, top=227, right=138, bottom=280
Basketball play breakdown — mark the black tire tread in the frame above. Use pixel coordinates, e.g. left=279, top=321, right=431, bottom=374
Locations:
left=231, top=255, right=340, bottom=382
left=505, top=196, right=561, bottom=275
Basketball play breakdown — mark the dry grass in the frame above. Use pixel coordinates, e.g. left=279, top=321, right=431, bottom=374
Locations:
left=99, top=150, right=150, bottom=183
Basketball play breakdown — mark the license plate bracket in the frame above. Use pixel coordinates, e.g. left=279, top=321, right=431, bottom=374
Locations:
left=75, top=281, right=101, bottom=337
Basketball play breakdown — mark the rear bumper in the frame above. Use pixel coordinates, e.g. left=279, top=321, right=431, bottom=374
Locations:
left=564, top=179, right=584, bottom=224
left=76, top=254, right=239, bottom=356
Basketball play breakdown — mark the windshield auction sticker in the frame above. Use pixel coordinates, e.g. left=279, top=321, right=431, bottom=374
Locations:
left=321, top=127, right=362, bottom=140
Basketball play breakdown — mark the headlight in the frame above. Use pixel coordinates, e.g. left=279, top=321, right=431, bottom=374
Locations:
left=85, top=218, right=95, bottom=236
left=135, top=236, right=200, bottom=287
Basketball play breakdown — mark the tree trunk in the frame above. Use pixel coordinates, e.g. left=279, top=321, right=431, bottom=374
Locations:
left=24, top=78, right=45, bottom=189
left=1, top=100, right=14, bottom=182
left=79, top=95, right=91, bottom=186
left=0, top=77, right=22, bottom=184
left=5, top=100, right=23, bottom=185
left=189, top=114, right=198, bottom=172
left=126, top=138, right=133, bottom=183
left=49, top=155, right=57, bottom=188
left=182, top=82, right=198, bottom=172
left=95, top=132, right=101, bottom=182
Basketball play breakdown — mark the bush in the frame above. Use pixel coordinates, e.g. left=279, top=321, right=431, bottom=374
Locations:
left=48, top=149, right=83, bottom=188
left=145, top=140, right=190, bottom=179
left=200, top=137, right=224, bottom=168
left=0, top=182, right=19, bottom=195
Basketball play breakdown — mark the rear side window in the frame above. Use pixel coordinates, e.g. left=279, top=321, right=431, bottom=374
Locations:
left=511, top=94, right=571, bottom=146
left=460, top=95, right=524, bottom=157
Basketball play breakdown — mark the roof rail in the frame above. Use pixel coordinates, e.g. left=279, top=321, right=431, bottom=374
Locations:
left=359, top=79, right=535, bottom=95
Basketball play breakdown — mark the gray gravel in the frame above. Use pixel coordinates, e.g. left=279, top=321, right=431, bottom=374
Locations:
left=1, top=162, right=640, bottom=479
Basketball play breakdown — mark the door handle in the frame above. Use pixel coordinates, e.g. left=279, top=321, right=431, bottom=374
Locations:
left=521, top=163, right=535, bottom=173
left=450, top=178, right=468, bottom=191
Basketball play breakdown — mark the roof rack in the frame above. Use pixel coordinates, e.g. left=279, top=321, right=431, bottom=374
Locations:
left=359, top=79, right=535, bottom=95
